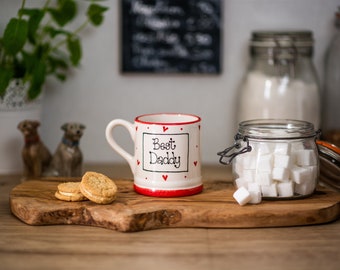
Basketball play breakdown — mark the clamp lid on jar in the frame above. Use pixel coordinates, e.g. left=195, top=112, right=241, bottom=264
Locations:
left=250, top=31, right=314, bottom=59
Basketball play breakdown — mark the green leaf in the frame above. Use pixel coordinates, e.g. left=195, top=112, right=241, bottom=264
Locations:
left=44, top=26, right=71, bottom=38
left=55, top=73, right=67, bottom=81
left=47, top=55, right=69, bottom=76
left=28, top=61, right=46, bottom=100
left=0, top=67, right=13, bottom=97
left=21, top=51, right=35, bottom=73
left=24, top=9, right=45, bottom=44
left=35, top=43, right=50, bottom=59
left=48, top=0, right=77, bottom=27
left=48, top=56, right=69, bottom=70
left=2, top=18, right=28, bottom=55
left=87, top=4, right=109, bottom=26
left=67, top=36, right=82, bottom=66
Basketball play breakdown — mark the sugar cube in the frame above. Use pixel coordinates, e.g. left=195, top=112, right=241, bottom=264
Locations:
left=233, top=187, right=251, bottom=206
left=277, top=181, right=294, bottom=197
left=291, top=166, right=312, bottom=184
left=249, top=190, right=262, bottom=204
left=243, top=169, right=255, bottom=183
left=272, top=167, right=290, bottom=181
left=258, top=143, right=272, bottom=154
left=233, top=157, right=244, bottom=177
left=274, top=143, right=291, bottom=155
left=256, top=154, right=273, bottom=172
left=248, top=182, right=261, bottom=193
left=307, top=166, right=318, bottom=179
left=243, top=154, right=257, bottom=170
left=261, top=183, right=278, bottom=197
left=295, top=150, right=317, bottom=166
left=294, top=181, right=316, bottom=196
left=255, top=172, right=272, bottom=186
left=235, top=177, right=248, bottom=189
left=274, top=154, right=291, bottom=168
left=248, top=183, right=262, bottom=204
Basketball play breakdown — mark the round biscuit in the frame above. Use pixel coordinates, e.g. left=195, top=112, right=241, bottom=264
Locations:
left=80, top=171, right=117, bottom=204
left=55, top=182, right=88, bottom=202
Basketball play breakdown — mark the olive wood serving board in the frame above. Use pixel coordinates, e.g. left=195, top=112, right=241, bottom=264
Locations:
left=10, top=178, right=340, bottom=232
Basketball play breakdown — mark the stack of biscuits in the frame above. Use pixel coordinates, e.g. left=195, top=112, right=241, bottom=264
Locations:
left=55, top=171, right=117, bottom=204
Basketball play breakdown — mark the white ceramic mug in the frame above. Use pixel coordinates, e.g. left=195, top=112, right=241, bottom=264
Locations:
left=105, top=113, right=203, bottom=197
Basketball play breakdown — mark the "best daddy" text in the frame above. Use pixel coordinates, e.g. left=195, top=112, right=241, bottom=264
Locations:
left=148, top=138, right=181, bottom=168
left=142, top=133, right=189, bottom=172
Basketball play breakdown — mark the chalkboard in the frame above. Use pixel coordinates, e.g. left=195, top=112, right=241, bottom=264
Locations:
left=121, top=0, right=221, bottom=74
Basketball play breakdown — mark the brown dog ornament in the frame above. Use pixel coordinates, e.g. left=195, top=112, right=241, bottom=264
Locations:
left=17, top=120, right=52, bottom=177
left=48, top=122, right=86, bottom=177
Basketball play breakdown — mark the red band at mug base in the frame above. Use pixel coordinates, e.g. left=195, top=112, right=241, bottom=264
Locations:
left=133, top=184, right=203, bottom=197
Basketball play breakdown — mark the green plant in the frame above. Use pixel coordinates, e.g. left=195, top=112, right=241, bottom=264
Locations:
left=0, top=0, right=108, bottom=100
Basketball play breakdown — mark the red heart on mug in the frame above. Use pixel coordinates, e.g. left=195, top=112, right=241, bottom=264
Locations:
left=137, top=160, right=140, bottom=165
left=163, top=126, right=169, bottom=132
left=162, top=175, right=168, bottom=181
left=194, top=161, right=198, bottom=166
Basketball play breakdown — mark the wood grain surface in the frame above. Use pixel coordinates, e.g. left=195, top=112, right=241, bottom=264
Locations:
left=3, top=164, right=340, bottom=270
left=10, top=178, right=340, bottom=232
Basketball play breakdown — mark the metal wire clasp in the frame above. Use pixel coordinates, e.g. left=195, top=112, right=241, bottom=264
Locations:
left=217, top=134, right=252, bottom=165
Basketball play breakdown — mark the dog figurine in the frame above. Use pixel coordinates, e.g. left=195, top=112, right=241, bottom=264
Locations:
left=49, top=122, right=86, bottom=177
left=17, top=120, right=52, bottom=177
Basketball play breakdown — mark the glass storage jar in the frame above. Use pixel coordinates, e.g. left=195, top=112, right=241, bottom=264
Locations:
left=237, top=31, right=321, bottom=129
left=317, top=140, right=340, bottom=191
left=218, top=119, right=320, bottom=201
left=323, top=7, right=340, bottom=146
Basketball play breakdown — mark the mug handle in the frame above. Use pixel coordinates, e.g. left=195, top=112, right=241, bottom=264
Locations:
left=105, top=119, right=136, bottom=173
